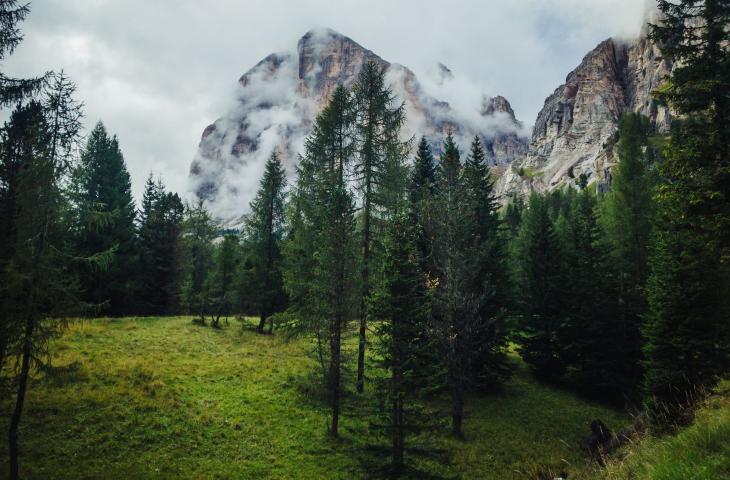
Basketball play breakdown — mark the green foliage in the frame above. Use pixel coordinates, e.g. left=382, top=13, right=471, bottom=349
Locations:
left=599, top=113, right=656, bottom=395
left=137, top=175, right=184, bottom=315
left=282, top=86, right=359, bottom=436
left=242, top=151, right=288, bottom=332
left=352, top=61, right=411, bottom=393
left=513, top=194, right=568, bottom=380
left=208, top=234, right=240, bottom=328
left=179, top=200, right=215, bottom=321
left=644, top=0, right=730, bottom=413
left=369, top=212, right=432, bottom=472
left=72, top=122, right=138, bottom=315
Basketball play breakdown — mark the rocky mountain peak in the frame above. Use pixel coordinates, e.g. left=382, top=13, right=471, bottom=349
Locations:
left=497, top=33, right=672, bottom=199
left=189, top=28, right=529, bottom=221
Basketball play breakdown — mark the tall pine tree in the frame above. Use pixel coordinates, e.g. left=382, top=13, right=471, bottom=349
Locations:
left=73, top=122, right=138, bottom=315
left=243, top=151, right=288, bottom=333
left=643, top=0, right=730, bottom=411
left=352, top=61, right=409, bottom=393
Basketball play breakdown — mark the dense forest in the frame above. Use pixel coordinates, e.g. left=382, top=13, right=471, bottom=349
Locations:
left=1, top=0, right=729, bottom=478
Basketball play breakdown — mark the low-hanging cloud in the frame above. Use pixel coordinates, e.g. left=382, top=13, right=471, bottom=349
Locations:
left=2, top=0, right=656, bottom=206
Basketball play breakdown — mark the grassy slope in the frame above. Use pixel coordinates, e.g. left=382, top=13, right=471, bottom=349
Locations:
left=0, top=316, right=627, bottom=479
left=597, top=381, right=730, bottom=480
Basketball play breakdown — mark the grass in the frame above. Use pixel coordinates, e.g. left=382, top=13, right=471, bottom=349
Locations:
left=0, top=316, right=629, bottom=479
left=596, top=381, right=730, bottom=480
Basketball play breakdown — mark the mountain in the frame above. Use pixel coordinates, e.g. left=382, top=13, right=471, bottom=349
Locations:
left=497, top=31, right=672, bottom=199
left=188, top=28, right=528, bottom=220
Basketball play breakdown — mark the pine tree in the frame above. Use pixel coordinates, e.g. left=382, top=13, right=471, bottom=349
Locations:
left=369, top=212, right=430, bottom=473
left=352, top=61, right=409, bottom=393
left=460, top=136, right=512, bottom=389
left=243, top=151, right=288, bottom=333
left=600, top=113, right=654, bottom=396
left=1, top=100, right=96, bottom=480
left=73, top=122, right=138, bottom=315
left=0, top=1, right=46, bottom=107
left=408, top=136, right=437, bottom=278
left=180, top=200, right=215, bottom=323
left=282, top=86, right=358, bottom=437
left=558, top=189, right=619, bottom=396
left=138, top=175, right=184, bottom=315
left=643, top=0, right=730, bottom=411
left=429, top=131, right=480, bottom=438
left=210, top=233, right=239, bottom=328
left=514, top=194, right=568, bottom=380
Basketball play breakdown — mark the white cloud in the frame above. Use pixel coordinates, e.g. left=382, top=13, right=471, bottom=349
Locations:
left=2, top=0, right=655, bottom=203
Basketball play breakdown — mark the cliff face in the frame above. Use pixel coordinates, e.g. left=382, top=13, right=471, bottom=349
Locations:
left=189, top=28, right=528, bottom=220
left=498, top=33, right=671, bottom=199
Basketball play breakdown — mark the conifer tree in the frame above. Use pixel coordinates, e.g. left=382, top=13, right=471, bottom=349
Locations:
left=408, top=136, right=437, bottom=278
left=513, top=194, right=568, bottom=380
left=429, top=132, right=482, bottom=438
left=138, top=175, right=184, bottom=315
left=643, top=0, right=730, bottom=410
left=180, top=200, right=215, bottom=323
left=243, top=151, right=288, bottom=333
left=282, top=86, right=358, bottom=437
left=600, top=113, right=654, bottom=395
left=0, top=0, right=46, bottom=107
left=460, top=136, right=512, bottom=389
left=73, top=122, right=138, bottom=315
left=558, top=189, right=618, bottom=396
left=352, top=61, right=409, bottom=393
left=370, top=211, right=430, bottom=473
left=210, top=233, right=239, bottom=328
left=1, top=99, right=95, bottom=480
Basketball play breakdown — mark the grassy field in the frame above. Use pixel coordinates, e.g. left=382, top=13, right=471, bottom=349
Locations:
left=0, top=316, right=629, bottom=479
left=598, top=381, right=730, bottom=480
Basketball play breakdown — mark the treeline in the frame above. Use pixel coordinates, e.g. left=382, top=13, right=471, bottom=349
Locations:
left=2, top=0, right=729, bottom=477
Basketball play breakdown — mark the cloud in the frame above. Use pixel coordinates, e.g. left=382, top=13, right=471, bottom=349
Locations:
left=2, top=0, right=655, bottom=205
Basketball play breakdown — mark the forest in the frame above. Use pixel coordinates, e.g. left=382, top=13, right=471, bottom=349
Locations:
left=1, top=1, right=729, bottom=479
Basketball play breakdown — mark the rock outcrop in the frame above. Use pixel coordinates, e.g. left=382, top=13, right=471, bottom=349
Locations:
left=497, top=32, right=672, bottom=199
left=189, top=28, right=528, bottom=220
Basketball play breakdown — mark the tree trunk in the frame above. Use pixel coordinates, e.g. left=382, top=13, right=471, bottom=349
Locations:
left=392, top=365, right=404, bottom=473
left=450, top=362, right=464, bottom=439
left=9, top=314, right=34, bottom=480
left=257, top=311, right=267, bottom=333
left=330, top=312, right=342, bottom=437
left=357, top=186, right=371, bottom=393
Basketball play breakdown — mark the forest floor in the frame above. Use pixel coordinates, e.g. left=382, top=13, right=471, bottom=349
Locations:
left=0, top=316, right=631, bottom=479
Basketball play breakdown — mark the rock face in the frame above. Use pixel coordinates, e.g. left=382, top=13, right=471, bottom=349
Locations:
left=497, top=32, right=672, bottom=199
left=189, top=28, right=528, bottom=220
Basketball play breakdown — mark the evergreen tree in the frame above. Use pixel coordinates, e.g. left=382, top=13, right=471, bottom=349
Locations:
left=0, top=99, right=95, bottom=480
left=0, top=1, right=46, bottom=107
left=558, top=189, right=619, bottom=396
left=513, top=194, right=568, bottom=380
left=460, top=136, right=512, bottom=389
left=138, top=175, right=184, bottom=315
left=600, top=113, right=655, bottom=395
left=408, top=136, right=437, bottom=279
left=210, top=233, right=239, bottom=328
left=243, top=151, right=288, bottom=333
left=352, top=61, right=409, bottom=393
left=282, top=86, right=358, bottom=437
left=180, top=200, right=215, bottom=323
left=369, top=212, right=430, bottom=474
left=73, top=122, right=138, bottom=315
left=429, top=131, right=484, bottom=437
left=643, top=0, right=730, bottom=410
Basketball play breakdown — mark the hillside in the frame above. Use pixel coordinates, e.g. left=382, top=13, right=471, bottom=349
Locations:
left=0, top=317, right=627, bottom=479
left=596, top=381, right=730, bottom=480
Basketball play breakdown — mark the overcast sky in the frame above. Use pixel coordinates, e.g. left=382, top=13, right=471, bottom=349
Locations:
left=3, top=0, right=653, bottom=202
